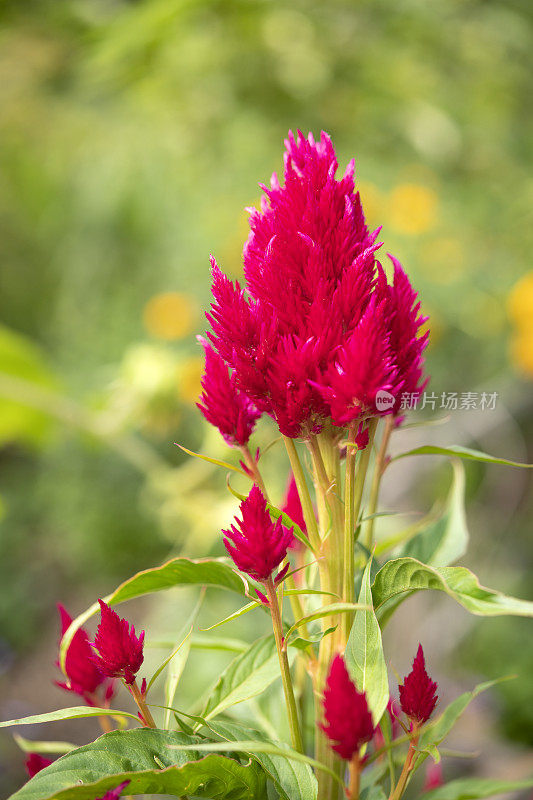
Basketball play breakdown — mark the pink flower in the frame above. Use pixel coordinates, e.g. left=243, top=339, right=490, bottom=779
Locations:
left=282, top=475, right=307, bottom=550
left=378, top=257, right=429, bottom=415
left=399, top=644, right=438, bottom=724
left=204, top=131, right=429, bottom=437
left=91, top=601, right=145, bottom=685
left=320, top=654, right=374, bottom=761
left=423, top=762, right=444, bottom=790
left=314, top=297, right=402, bottom=426
left=223, top=485, right=293, bottom=582
left=25, top=753, right=52, bottom=778
left=197, top=338, right=260, bottom=446
left=96, top=781, right=131, bottom=800
left=55, top=605, right=113, bottom=704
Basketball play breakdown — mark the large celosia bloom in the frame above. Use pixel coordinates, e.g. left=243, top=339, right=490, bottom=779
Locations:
left=223, top=485, right=293, bottom=582
left=91, top=601, right=145, bottom=685
left=204, top=130, right=428, bottom=438
left=320, top=654, right=374, bottom=761
left=56, top=605, right=112, bottom=704
left=399, top=644, right=438, bottom=724
left=197, top=337, right=260, bottom=447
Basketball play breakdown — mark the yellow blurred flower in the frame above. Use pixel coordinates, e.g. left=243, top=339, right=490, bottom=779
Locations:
left=357, top=181, right=382, bottom=228
left=143, top=292, right=197, bottom=341
left=418, top=237, right=465, bottom=284
left=507, top=272, right=533, bottom=328
left=178, top=355, right=205, bottom=404
left=388, top=184, right=438, bottom=235
left=510, top=329, right=533, bottom=376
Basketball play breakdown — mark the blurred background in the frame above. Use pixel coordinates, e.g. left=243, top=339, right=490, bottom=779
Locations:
left=0, top=0, right=532, bottom=794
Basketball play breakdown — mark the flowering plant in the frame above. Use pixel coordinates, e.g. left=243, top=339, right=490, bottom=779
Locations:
left=3, top=131, right=533, bottom=800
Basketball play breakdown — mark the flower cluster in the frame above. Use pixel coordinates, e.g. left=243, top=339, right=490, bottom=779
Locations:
left=223, top=485, right=293, bottom=583
left=322, top=645, right=438, bottom=762
left=202, top=131, right=428, bottom=439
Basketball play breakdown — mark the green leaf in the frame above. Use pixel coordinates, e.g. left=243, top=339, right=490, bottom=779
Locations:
left=13, top=735, right=75, bottom=755
left=267, top=504, right=314, bottom=552
left=205, top=720, right=318, bottom=800
left=190, top=634, right=249, bottom=652
left=171, top=740, right=344, bottom=791
left=372, top=558, right=533, bottom=625
left=284, top=603, right=370, bottom=642
left=0, top=707, right=139, bottom=729
left=60, top=557, right=248, bottom=672
left=201, top=600, right=262, bottom=632
left=400, top=460, right=468, bottom=567
left=202, top=635, right=285, bottom=721
left=162, top=594, right=204, bottom=729
left=177, top=444, right=248, bottom=476
left=421, top=777, right=533, bottom=800
left=392, top=444, right=533, bottom=469
left=418, top=679, right=508, bottom=755
left=8, top=729, right=265, bottom=800
left=346, top=560, right=389, bottom=726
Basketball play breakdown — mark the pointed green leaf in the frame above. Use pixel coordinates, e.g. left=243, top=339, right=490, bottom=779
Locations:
left=400, top=460, right=468, bottom=567
left=0, top=707, right=138, bottom=729
left=267, top=504, right=314, bottom=552
left=372, top=558, right=533, bottom=625
left=422, top=777, right=533, bottom=800
left=177, top=444, right=248, bottom=476
left=392, top=444, right=533, bottom=469
left=60, top=558, right=248, bottom=672
left=202, top=635, right=285, bottom=721
left=284, top=603, right=370, bottom=642
left=346, top=560, right=389, bottom=726
left=13, top=735, right=75, bottom=755
left=206, top=720, right=318, bottom=800
left=8, top=729, right=265, bottom=800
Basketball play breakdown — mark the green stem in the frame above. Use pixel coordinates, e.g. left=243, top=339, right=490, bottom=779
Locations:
left=239, top=443, right=269, bottom=499
left=348, top=754, right=361, bottom=800
left=353, top=418, right=378, bottom=543
left=388, top=738, right=418, bottom=800
left=283, top=436, right=321, bottom=551
left=362, top=416, right=393, bottom=551
left=342, top=421, right=358, bottom=642
left=265, top=577, right=304, bottom=753
left=130, top=680, right=157, bottom=728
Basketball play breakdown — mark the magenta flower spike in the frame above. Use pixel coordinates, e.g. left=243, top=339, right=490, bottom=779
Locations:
left=315, top=297, right=402, bottom=426
left=223, top=485, right=294, bottom=582
left=320, top=654, right=374, bottom=761
left=378, top=256, right=429, bottom=415
left=96, top=781, right=131, bottom=800
left=25, top=753, right=53, bottom=778
left=282, top=475, right=307, bottom=550
left=55, top=605, right=112, bottom=704
left=91, top=601, right=145, bottom=685
left=197, top=337, right=261, bottom=446
left=399, top=644, right=438, bottom=725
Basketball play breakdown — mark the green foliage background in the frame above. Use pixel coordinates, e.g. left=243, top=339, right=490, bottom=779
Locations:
left=0, top=0, right=532, bottom=795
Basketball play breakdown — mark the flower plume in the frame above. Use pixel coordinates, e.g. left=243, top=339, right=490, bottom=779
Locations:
left=399, top=644, right=438, bottom=724
left=320, top=654, right=374, bottom=761
left=91, top=601, right=145, bottom=685
left=223, top=485, right=293, bottom=582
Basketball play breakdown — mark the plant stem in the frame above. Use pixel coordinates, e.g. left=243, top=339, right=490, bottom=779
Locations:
left=353, top=418, right=378, bottom=544
left=348, top=754, right=361, bottom=800
left=129, top=680, right=157, bottom=728
left=389, top=738, right=418, bottom=800
left=283, top=436, right=321, bottom=551
left=239, top=444, right=269, bottom=499
left=342, top=421, right=358, bottom=641
left=362, top=416, right=393, bottom=551
left=265, top=577, right=303, bottom=753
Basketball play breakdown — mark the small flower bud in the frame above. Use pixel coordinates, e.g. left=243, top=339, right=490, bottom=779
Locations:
left=25, top=753, right=52, bottom=778
left=96, top=781, right=131, bottom=800
left=399, top=644, right=438, bottom=725
left=223, top=485, right=293, bottom=582
left=91, top=601, right=144, bottom=685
